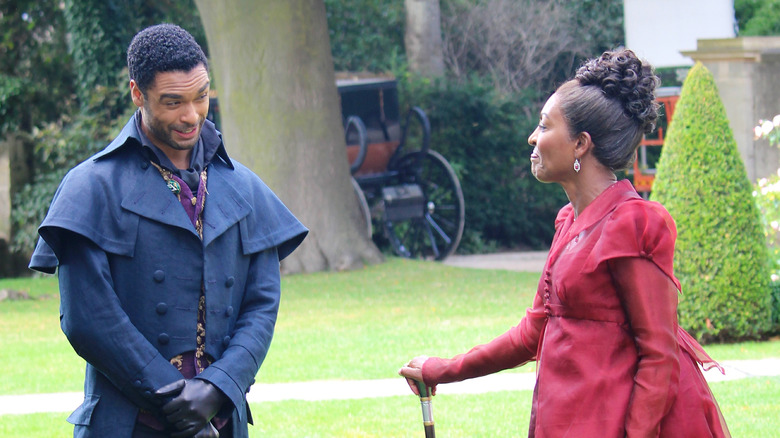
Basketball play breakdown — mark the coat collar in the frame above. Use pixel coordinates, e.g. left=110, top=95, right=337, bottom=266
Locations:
left=547, top=179, right=640, bottom=268
left=114, top=113, right=249, bottom=243
left=566, top=179, right=640, bottom=237
left=95, top=113, right=234, bottom=170
left=120, top=158, right=252, bottom=245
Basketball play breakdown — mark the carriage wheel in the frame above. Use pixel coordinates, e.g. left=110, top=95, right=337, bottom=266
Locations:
left=384, top=150, right=465, bottom=261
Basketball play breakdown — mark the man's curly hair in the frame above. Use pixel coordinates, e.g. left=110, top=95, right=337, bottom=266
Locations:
left=127, top=24, right=208, bottom=94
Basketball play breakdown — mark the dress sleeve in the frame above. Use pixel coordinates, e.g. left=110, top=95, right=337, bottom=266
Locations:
left=609, top=257, right=680, bottom=438
left=421, top=292, right=545, bottom=386
left=582, top=200, right=680, bottom=290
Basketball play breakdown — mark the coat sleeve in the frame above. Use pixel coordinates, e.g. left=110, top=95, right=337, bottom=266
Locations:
left=196, top=247, right=281, bottom=421
left=55, top=230, right=184, bottom=411
left=609, top=257, right=680, bottom=438
left=422, top=292, right=545, bottom=386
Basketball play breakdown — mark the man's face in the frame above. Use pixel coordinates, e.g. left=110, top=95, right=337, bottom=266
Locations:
left=131, top=64, right=210, bottom=159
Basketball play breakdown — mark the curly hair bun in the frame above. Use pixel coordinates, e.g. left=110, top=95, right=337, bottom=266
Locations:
left=575, top=49, right=660, bottom=134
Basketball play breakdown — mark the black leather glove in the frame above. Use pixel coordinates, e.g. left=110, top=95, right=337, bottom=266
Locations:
left=192, top=422, right=219, bottom=438
left=156, top=379, right=226, bottom=437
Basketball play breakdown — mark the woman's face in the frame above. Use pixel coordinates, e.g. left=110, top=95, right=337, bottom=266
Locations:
left=528, top=93, right=577, bottom=183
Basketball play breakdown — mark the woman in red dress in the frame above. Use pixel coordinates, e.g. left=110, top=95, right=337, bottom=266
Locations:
left=399, top=49, right=731, bottom=437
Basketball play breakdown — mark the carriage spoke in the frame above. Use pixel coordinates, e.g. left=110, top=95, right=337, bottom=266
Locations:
left=429, top=213, right=457, bottom=235
left=383, top=150, right=464, bottom=260
left=426, top=213, right=453, bottom=245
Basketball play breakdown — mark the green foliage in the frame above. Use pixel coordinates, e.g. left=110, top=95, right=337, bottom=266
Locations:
left=63, top=0, right=208, bottom=108
left=771, top=281, right=780, bottom=332
left=565, top=0, right=624, bottom=53
left=63, top=0, right=127, bottom=105
left=324, top=0, right=406, bottom=72
left=752, top=115, right=780, bottom=332
left=0, top=0, right=75, bottom=134
left=735, top=0, right=780, bottom=36
left=398, top=75, right=568, bottom=251
left=753, top=175, right=780, bottom=280
left=753, top=179, right=780, bottom=333
left=651, top=63, right=773, bottom=342
left=11, top=70, right=134, bottom=254
left=0, top=74, right=26, bottom=134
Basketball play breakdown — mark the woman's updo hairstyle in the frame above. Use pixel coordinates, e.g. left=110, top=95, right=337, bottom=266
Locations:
left=555, top=49, right=660, bottom=171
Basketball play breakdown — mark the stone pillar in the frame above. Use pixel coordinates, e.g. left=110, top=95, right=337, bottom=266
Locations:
left=682, top=37, right=780, bottom=182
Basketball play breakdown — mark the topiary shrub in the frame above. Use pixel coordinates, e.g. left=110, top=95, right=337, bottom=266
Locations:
left=771, top=281, right=780, bottom=334
left=651, top=62, right=773, bottom=342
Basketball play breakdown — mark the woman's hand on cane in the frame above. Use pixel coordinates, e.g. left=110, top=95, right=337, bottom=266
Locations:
left=399, top=356, right=436, bottom=396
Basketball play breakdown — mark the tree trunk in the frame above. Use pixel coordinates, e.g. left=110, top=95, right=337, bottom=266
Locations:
left=195, top=0, right=383, bottom=273
left=404, top=0, right=445, bottom=77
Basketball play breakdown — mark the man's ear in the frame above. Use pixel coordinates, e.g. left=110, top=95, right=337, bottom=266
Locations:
left=129, top=80, right=144, bottom=108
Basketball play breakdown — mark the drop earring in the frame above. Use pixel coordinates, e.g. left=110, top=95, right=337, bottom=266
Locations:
left=573, top=158, right=581, bottom=173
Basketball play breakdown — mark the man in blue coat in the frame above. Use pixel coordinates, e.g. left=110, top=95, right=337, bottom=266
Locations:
left=29, top=24, right=307, bottom=438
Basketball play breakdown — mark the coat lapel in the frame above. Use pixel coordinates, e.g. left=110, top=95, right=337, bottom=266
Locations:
left=201, top=162, right=252, bottom=248
left=121, top=165, right=199, bottom=236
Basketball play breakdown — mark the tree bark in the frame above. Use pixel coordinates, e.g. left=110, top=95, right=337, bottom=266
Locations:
left=195, top=0, right=383, bottom=273
left=404, top=0, right=445, bottom=77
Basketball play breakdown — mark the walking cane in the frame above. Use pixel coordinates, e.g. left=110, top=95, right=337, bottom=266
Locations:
left=414, top=380, right=436, bottom=438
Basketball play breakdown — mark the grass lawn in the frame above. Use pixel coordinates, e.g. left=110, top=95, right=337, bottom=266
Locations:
left=2, top=378, right=778, bottom=437
left=1, top=258, right=778, bottom=436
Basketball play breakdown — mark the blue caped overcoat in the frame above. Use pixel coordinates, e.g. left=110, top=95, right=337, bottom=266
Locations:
left=30, top=115, right=307, bottom=438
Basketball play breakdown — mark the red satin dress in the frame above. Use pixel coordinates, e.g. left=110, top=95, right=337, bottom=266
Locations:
left=422, top=180, right=731, bottom=437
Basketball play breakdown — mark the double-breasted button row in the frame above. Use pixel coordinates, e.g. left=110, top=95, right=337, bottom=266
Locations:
left=208, top=306, right=235, bottom=317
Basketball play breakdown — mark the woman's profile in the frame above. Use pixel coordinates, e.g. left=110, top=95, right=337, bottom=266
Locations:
left=399, top=49, right=731, bottom=437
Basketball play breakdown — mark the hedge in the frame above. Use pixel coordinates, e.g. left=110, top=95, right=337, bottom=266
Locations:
left=651, top=62, right=773, bottom=342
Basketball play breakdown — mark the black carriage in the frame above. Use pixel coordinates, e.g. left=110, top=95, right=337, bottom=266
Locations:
left=338, top=75, right=465, bottom=260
